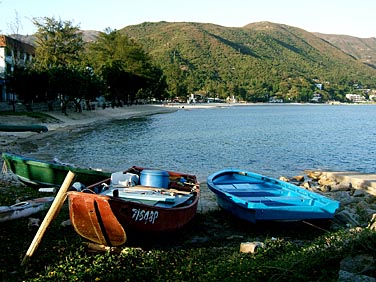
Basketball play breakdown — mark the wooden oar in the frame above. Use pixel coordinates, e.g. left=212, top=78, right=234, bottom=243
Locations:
left=111, top=185, right=193, bottom=195
left=21, top=171, right=76, bottom=266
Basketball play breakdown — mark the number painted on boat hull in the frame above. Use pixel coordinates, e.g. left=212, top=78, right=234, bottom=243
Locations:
left=132, top=208, right=159, bottom=224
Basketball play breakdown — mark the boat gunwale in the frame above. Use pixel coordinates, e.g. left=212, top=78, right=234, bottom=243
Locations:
left=2, top=152, right=109, bottom=175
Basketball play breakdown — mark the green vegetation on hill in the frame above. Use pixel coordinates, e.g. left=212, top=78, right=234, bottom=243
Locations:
left=121, top=21, right=376, bottom=102
left=315, top=33, right=376, bottom=69
left=8, top=20, right=376, bottom=106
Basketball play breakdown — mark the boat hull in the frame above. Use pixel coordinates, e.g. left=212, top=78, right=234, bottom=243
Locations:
left=0, top=197, right=54, bottom=222
left=207, top=169, right=340, bottom=223
left=2, top=153, right=111, bottom=187
left=68, top=166, right=200, bottom=246
left=0, top=124, right=48, bottom=133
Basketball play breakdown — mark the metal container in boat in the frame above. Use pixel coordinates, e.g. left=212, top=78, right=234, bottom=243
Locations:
left=140, top=169, right=169, bottom=188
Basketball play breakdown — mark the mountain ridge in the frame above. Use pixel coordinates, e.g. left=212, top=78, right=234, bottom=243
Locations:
left=10, top=21, right=376, bottom=101
left=118, top=21, right=376, bottom=100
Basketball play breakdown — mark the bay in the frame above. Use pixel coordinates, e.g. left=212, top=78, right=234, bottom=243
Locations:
left=34, top=104, right=376, bottom=182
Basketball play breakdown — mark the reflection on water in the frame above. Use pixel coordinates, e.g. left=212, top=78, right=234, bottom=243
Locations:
left=32, top=105, right=376, bottom=182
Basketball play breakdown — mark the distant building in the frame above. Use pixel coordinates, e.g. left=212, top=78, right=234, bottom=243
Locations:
left=311, top=93, right=322, bottom=103
left=269, top=96, right=283, bottom=103
left=0, top=35, right=35, bottom=101
left=226, top=95, right=237, bottom=103
left=345, top=93, right=365, bottom=103
left=315, top=83, right=323, bottom=90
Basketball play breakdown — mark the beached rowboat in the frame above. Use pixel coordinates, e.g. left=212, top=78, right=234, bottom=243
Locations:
left=0, top=124, right=48, bottom=133
left=207, top=169, right=340, bottom=223
left=0, top=197, right=54, bottom=222
left=2, top=152, right=111, bottom=187
left=68, top=166, right=200, bottom=246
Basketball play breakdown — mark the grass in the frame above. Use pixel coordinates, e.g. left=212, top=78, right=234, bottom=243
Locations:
left=0, top=185, right=375, bottom=282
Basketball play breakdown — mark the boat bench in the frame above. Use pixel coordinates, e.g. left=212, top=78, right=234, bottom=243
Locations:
left=242, top=196, right=308, bottom=202
left=228, top=195, right=314, bottom=207
left=216, top=183, right=277, bottom=191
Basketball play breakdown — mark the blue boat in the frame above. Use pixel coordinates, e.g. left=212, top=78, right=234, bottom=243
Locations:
left=207, top=169, right=340, bottom=223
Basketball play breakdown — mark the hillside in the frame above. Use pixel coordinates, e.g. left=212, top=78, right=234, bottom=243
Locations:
left=315, top=33, right=376, bottom=68
left=120, top=21, right=376, bottom=101
left=9, top=21, right=376, bottom=101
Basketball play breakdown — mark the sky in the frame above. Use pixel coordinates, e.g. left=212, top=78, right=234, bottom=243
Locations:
left=0, top=0, right=375, bottom=38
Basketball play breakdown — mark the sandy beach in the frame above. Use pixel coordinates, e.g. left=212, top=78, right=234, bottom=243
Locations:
left=0, top=104, right=179, bottom=153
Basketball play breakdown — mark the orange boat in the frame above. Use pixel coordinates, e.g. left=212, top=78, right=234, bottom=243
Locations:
left=67, top=166, right=200, bottom=246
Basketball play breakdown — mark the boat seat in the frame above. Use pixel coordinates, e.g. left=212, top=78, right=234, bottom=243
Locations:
left=238, top=196, right=312, bottom=206
left=214, top=180, right=264, bottom=185
left=216, top=183, right=278, bottom=191
left=227, top=191, right=278, bottom=197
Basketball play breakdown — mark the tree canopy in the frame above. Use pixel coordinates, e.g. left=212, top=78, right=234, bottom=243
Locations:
left=84, top=28, right=167, bottom=104
left=32, top=17, right=84, bottom=70
left=9, top=18, right=167, bottom=111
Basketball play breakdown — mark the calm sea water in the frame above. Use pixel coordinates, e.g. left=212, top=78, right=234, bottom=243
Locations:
left=33, top=104, right=376, bottom=182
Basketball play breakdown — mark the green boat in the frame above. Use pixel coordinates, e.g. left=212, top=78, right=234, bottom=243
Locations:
left=2, top=152, right=111, bottom=187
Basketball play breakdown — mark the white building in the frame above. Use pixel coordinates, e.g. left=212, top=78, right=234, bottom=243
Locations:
left=0, top=35, right=35, bottom=101
left=345, top=93, right=365, bottom=103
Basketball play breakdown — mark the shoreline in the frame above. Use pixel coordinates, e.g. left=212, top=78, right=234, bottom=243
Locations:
left=0, top=104, right=179, bottom=154
left=1, top=101, right=375, bottom=157
left=0, top=102, right=244, bottom=153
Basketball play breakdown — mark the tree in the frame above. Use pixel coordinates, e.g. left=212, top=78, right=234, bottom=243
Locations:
left=7, top=10, right=23, bottom=40
left=48, top=66, right=94, bottom=113
left=28, top=17, right=103, bottom=111
left=32, top=17, right=84, bottom=70
left=85, top=29, right=166, bottom=104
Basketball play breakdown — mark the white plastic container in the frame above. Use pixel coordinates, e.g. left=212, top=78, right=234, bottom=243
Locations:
left=110, top=171, right=139, bottom=187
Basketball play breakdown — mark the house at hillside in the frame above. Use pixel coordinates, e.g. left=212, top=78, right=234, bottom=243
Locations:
left=345, top=93, right=365, bottom=103
left=0, top=35, right=35, bottom=102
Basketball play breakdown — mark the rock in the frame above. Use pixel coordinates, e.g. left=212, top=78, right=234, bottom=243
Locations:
left=352, top=189, right=367, bottom=197
left=240, top=242, right=265, bottom=254
left=28, top=217, right=41, bottom=231
left=319, top=185, right=331, bottom=192
left=279, top=176, right=289, bottom=182
left=226, top=235, right=244, bottom=240
left=189, top=236, right=210, bottom=244
left=334, top=210, right=360, bottom=227
left=330, top=183, right=352, bottom=192
left=302, top=181, right=311, bottom=189
left=338, top=270, right=376, bottom=282
left=318, top=176, right=337, bottom=187
left=368, top=213, right=376, bottom=231
left=61, top=219, right=71, bottom=227
left=340, top=254, right=376, bottom=281
left=304, top=170, right=322, bottom=180
left=300, top=171, right=376, bottom=228
left=291, top=175, right=305, bottom=182
left=331, top=191, right=356, bottom=206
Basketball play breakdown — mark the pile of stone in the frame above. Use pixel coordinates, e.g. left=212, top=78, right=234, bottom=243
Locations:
left=280, top=170, right=376, bottom=230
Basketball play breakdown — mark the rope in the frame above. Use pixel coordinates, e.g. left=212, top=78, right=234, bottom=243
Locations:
left=2, top=160, right=8, bottom=174
left=302, top=220, right=330, bottom=233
